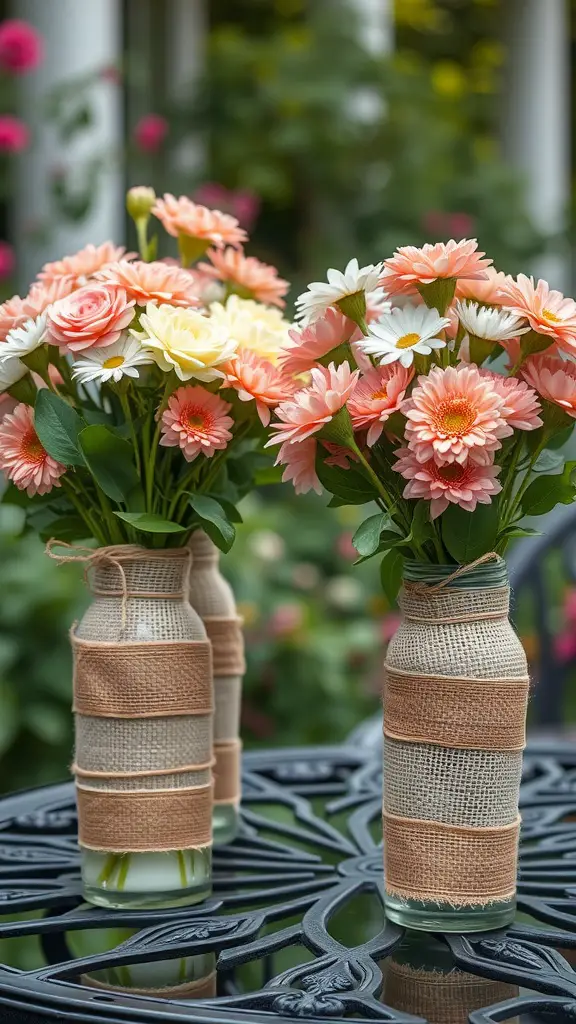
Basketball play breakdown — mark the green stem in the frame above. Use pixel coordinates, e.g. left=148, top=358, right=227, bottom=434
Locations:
left=145, top=377, right=175, bottom=513
left=506, top=435, right=548, bottom=526
left=499, top=436, right=525, bottom=521
left=61, top=479, right=106, bottom=545
left=136, top=217, right=149, bottom=261
left=119, top=389, right=141, bottom=477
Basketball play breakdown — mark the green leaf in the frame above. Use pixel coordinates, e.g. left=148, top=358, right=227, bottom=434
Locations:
left=188, top=494, right=236, bottom=553
left=441, top=502, right=499, bottom=563
left=547, top=424, right=574, bottom=450
left=380, top=548, right=404, bottom=606
left=114, top=512, right=186, bottom=534
left=521, top=470, right=576, bottom=517
left=498, top=525, right=543, bottom=540
left=411, top=500, right=434, bottom=545
left=315, top=459, right=376, bottom=505
left=208, top=495, right=243, bottom=523
left=34, top=390, right=85, bottom=466
left=532, top=449, right=565, bottom=474
left=254, top=464, right=284, bottom=486
left=352, top=513, right=400, bottom=557
left=78, top=425, right=139, bottom=502
left=0, top=681, right=18, bottom=755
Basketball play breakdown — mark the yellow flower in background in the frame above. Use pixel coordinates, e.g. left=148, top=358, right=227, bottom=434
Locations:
left=431, top=60, right=466, bottom=98
left=394, top=0, right=445, bottom=31
left=209, top=295, right=291, bottom=365
left=133, top=302, right=237, bottom=382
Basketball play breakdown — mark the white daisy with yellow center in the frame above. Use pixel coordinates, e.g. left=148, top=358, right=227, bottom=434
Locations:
left=454, top=299, right=530, bottom=342
left=72, top=334, right=154, bottom=385
left=359, top=304, right=450, bottom=368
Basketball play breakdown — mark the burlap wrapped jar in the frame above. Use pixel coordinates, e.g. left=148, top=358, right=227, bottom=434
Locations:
left=188, top=531, right=245, bottom=845
left=70, top=545, right=214, bottom=910
left=382, top=555, right=529, bottom=932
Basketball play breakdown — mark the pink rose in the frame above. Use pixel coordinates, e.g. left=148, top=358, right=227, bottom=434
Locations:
left=134, top=114, right=168, bottom=153
left=0, top=116, right=29, bottom=152
left=0, top=241, right=14, bottom=280
left=0, top=20, right=43, bottom=74
left=46, top=284, right=135, bottom=352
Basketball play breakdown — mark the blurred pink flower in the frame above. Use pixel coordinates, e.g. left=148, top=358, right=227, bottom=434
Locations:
left=381, top=612, right=402, bottom=642
left=0, top=241, right=15, bottom=280
left=194, top=182, right=260, bottom=230
left=422, top=211, right=475, bottom=241
left=134, top=114, right=168, bottom=153
left=554, top=630, right=576, bottom=665
left=0, top=19, right=43, bottom=74
left=563, top=588, right=576, bottom=624
left=448, top=212, right=475, bottom=239
left=269, top=603, right=304, bottom=637
left=0, top=115, right=29, bottom=152
left=337, top=531, right=357, bottom=561
left=100, top=64, right=121, bottom=85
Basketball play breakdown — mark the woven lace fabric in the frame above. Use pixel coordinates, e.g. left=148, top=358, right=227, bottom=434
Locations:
left=188, top=532, right=244, bottom=805
left=383, top=559, right=529, bottom=908
left=73, top=547, right=214, bottom=853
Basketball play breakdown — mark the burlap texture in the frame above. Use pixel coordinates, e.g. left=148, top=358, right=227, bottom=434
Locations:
left=82, top=972, right=217, bottom=1000
left=382, top=960, right=518, bottom=1024
left=77, top=782, right=214, bottom=852
left=188, top=532, right=243, bottom=807
left=383, top=571, right=528, bottom=908
left=383, top=811, right=520, bottom=904
left=72, top=548, right=214, bottom=854
left=384, top=666, right=528, bottom=750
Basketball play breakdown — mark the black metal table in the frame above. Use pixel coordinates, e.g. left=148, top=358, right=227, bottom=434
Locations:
left=0, top=739, right=575, bottom=1022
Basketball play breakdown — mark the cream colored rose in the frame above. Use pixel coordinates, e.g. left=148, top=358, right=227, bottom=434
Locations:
left=132, top=302, right=237, bottom=382
left=209, top=295, right=291, bottom=365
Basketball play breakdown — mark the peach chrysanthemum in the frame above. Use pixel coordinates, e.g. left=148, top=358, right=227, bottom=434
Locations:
left=0, top=295, right=27, bottom=340
left=455, top=268, right=510, bottom=305
left=500, top=274, right=576, bottom=354
left=0, top=403, right=66, bottom=495
left=380, top=239, right=492, bottom=296
left=479, top=370, right=542, bottom=431
left=96, top=260, right=202, bottom=308
left=199, top=247, right=289, bottom=308
left=152, top=193, right=247, bottom=249
left=348, top=364, right=413, bottom=446
left=222, top=350, right=296, bottom=426
left=279, top=309, right=357, bottom=377
left=275, top=437, right=321, bottom=495
left=0, top=280, right=79, bottom=342
left=37, top=242, right=129, bottom=288
left=267, top=362, right=359, bottom=447
left=393, top=446, right=501, bottom=519
left=521, top=354, right=576, bottom=419
left=160, top=386, right=234, bottom=462
left=403, top=364, right=511, bottom=465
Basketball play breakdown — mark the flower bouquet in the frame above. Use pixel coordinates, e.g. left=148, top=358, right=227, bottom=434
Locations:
left=269, top=240, right=576, bottom=931
left=0, top=186, right=293, bottom=908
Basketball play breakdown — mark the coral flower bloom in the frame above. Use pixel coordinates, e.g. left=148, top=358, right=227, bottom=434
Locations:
left=455, top=268, right=510, bottom=305
left=199, top=247, right=289, bottom=308
left=97, top=260, right=202, bottom=308
left=403, top=364, right=511, bottom=465
left=479, top=370, right=542, bottom=430
left=46, top=284, right=135, bottom=352
left=521, top=354, right=576, bottom=419
left=38, top=242, right=129, bottom=288
left=380, top=238, right=492, bottom=296
left=348, top=363, right=413, bottom=445
left=279, top=309, right=357, bottom=377
left=0, top=403, right=66, bottom=495
left=223, top=349, right=296, bottom=426
left=0, top=295, right=28, bottom=340
left=274, top=437, right=321, bottom=495
left=267, top=362, right=359, bottom=447
left=501, top=274, right=576, bottom=354
left=393, top=446, right=501, bottom=519
left=160, top=386, right=234, bottom=462
left=152, top=193, right=246, bottom=249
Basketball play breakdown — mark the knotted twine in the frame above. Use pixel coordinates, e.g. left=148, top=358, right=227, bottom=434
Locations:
left=48, top=542, right=215, bottom=853
left=188, top=531, right=245, bottom=808
left=383, top=553, right=529, bottom=907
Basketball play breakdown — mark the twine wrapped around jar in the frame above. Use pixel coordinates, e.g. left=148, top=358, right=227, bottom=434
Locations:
left=188, top=531, right=245, bottom=811
left=382, top=554, right=529, bottom=912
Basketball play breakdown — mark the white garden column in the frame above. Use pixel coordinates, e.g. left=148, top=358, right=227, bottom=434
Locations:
left=12, top=0, right=123, bottom=290
left=501, top=0, right=570, bottom=290
left=166, top=0, right=207, bottom=182
left=350, top=0, right=394, bottom=56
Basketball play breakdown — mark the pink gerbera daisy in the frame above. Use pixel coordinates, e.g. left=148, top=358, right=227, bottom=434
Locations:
left=393, top=446, right=501, bottom=519
left=0, top=403, right=66, bottom=496
left=199, top=247, right=289, bottom=308
left=152, top=193, right=247, bottom=249
left=37, top=242, right=129, bottom=288
left=521, top=354, right=576, bottom=419
left=479, top=370, right=542, bottom=430
left=267, top=362, right=359, bottom=447
left=500, top=274, right=576, bottom=355
left=275, top=437, right=321, bottom=495
left=380, top=239, right=492, bottom=296
left=0, top=295, right=27, bottom=340
left=455, top=268, right=510, bottom=305
left=279, top=309, right=357, bottom=377
left=96, top=259, right=202, bottom=308
left=403, top=364, right=511, bottom=465
left=222, top=350, right=296, bottom=426
left=348, top=363, right=413, bottom=446
left=160, top=386, right=234, bottom=461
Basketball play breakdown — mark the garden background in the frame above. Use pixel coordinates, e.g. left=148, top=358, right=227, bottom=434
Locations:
left=0, top=0, right=574, bottom=792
